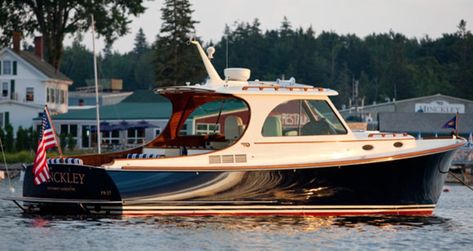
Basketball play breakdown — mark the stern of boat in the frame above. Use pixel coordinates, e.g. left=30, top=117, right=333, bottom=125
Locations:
left=18, top=163, right=121, bottom=214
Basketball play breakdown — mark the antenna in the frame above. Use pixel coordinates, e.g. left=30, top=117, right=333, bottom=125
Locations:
left=190, top=37, right=222, bottom=83
left=226, top=35, right=229, bottom=68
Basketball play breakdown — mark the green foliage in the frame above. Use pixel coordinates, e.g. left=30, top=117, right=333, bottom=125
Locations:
left=59, top=133, right=67, bottom=152
left=67, top=134, right=76, bottom=151
left=4, top=124, right=14, bottom=152
left=61, top=40, right=94, bottom=88
left=133, top=28, right=149, bottom=56
left=3, top=151, right=34, bottom=164
left=0, top=127, right=5, bottom=151
left=0, top=0, right=146, bottom=69
left=154, top=0, right=205, bottom=87
left=15, top=126, right=30, bottom=151
left=61, top=17, right=473, bottom=108
left=211, top=19, right=473, bottom=108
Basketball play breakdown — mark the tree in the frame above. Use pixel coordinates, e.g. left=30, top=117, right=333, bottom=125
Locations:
left=60, top=40, right=94, bottom=89
left=15, top=126, right=29, bottom=151
left=154, top=0, right=205, bottom=87
left=0, top=0, right=147, bottom=70
left=133, top=28, right=148, bottom=57
left=4, top=124, right=14, bottom=152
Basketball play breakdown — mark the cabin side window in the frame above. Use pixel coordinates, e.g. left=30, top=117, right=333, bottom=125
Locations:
left=185, top=98, right=249, bottom=138
left=262, top=99, right=347, bottom=137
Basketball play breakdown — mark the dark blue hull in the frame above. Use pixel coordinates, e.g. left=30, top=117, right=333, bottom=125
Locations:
left=18, top=150, right=455, bottom=216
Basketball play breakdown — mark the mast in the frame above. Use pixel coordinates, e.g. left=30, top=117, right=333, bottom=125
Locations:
left=189, top=38, right=222, bottom=84
left=91, top=15, right=102, bottom=154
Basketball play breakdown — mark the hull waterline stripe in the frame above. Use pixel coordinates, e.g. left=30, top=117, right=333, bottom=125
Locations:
left=115, top=204, right=435, bottom=210
left=113, top=208, right=434, bottom=216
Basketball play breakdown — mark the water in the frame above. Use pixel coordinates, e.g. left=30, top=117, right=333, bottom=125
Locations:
left=1, top=178, right=472, bottom=251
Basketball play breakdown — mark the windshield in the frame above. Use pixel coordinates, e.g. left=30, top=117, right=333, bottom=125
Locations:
left=262, top=99, right=347, bottom=137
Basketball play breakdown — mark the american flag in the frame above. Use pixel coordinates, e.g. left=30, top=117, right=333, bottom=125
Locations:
left=33, top=107, right=58, bottom=185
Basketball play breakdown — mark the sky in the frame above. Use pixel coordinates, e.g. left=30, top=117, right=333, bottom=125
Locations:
left=68, top=0, right=473, bottom=53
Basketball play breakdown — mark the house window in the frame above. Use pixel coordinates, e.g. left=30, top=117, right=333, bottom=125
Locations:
left=54, top=89, right=59, bottom=104
left=59, top=90, right=65, bottom=104
left=195, top=123, right=220, bottom=135
left=127, top=128, right=145, bottom=144
left=178, top=123, right=188, bottom=136
left=26, top=87, right=34, bottom=101
left=60, top=124, right=78, bottom=137
left=2, top=61, right=11, bottom=75
left=102, top=130, right=120, bottom=145
left=49, top=88, right=55, bottom=103
left=2, top=82, right=8, bottom=97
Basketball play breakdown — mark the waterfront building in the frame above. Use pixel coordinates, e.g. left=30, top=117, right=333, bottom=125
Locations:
left=0, top=33, right=72, bottom=134
left=340, top=94, right=473, bottom=136
left=68, top=79, right=133, bottom=110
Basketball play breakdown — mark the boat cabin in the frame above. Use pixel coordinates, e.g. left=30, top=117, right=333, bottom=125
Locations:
left=74, top=40, right=418, bottom=169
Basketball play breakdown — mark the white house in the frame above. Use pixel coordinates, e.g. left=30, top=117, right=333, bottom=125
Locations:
left=0, top=33, right=72, bottom=134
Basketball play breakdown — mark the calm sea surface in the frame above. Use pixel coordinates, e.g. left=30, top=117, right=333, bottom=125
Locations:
left=0, top=177, right=472, bottom=251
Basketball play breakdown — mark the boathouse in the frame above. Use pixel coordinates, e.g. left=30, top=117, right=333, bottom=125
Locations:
left=340, top=94, right=473, bottom=136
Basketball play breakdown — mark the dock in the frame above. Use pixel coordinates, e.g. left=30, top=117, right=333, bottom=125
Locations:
left=448, top=147, right=473, bottom=185
left=0, top=164, right=24, bottom=179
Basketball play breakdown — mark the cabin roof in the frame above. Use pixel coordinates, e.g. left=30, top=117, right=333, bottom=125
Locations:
left=156, top=81, right=338, bottom=97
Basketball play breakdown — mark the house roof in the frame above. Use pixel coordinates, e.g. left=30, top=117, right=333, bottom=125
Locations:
left=52, top=102, right=172, bottom=121
left=16, top=51, right=72, bottom=82
left=51, top=90, right=247, bottom=121
left=348, top=94, right=473, bottom=111
left=122, top=89, right=170, bottom=103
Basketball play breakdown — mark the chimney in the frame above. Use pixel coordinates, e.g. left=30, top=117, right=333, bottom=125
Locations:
left=12, top=32, right=21, bottom=52
left=34, top=36, right=44, bottom=59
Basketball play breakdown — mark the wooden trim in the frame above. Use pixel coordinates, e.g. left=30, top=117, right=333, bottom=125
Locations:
left=253, top=138, right=415, bottom=145
left=368, top=133, right=408, bottom=138
left=242, top=86, right=325, bottom=92
left=121, top=141, right=465, bottom=172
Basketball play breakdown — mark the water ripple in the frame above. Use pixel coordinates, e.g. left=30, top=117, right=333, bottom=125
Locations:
left=1, top=179, right=472, bottom=250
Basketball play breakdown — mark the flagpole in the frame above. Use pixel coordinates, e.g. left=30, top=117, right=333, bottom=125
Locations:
left=455, top=111, right=459, bottom=137
left=91, top=14, right=102, bottom=154
left=44, top=105, right=63, bottom=157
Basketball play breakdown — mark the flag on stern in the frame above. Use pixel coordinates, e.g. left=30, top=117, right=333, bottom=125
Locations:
left=33, top=106, right=59, bottom=185
left=441, top=115, right=457, bottom=129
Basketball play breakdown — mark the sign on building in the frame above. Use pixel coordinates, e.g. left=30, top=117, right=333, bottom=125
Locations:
left=415, top=100, right=465, bottom=114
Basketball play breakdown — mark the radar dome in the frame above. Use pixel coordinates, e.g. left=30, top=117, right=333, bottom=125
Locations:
left=224, top=68, right=251, bottom=81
